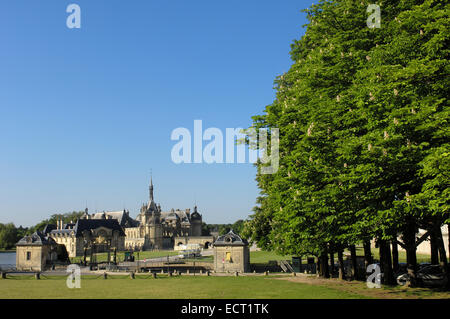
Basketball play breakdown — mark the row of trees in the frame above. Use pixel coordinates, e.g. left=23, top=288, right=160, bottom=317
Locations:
left=243, top=0, right=449, bottom=287
left=0, top=223, right=27, bottom=250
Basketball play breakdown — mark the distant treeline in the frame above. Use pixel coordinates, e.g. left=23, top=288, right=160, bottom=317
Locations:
left=0, top=211, right=84, bottom=250
left=203, top=220, right=245, bottom=237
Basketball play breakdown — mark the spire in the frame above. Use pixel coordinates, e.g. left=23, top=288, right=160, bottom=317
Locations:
left=149, top=174, right=154, bottom=202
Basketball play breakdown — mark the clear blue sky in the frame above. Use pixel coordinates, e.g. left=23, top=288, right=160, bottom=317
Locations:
left=0, top=0, right=309, bottom=227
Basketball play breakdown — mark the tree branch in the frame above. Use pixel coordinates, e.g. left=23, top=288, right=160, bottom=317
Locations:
left=415, top=230, right=430, bottom=247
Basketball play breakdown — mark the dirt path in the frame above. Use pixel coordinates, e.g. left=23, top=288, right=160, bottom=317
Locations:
left=275, top=274, right=450, bottom=299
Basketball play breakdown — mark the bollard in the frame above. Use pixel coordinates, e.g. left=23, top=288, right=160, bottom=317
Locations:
left=130, top=272, right=135, bottom=279
left=235, top=271, right=239, bottom=277
left=161, top=269, right=164, bottom=274
left=103, top=272, right=107, bottom=279
left=152, top=272, right=157, bottom=279
left=35, top=272, right=40, bottom=280
left=253, top=270, right=256, bottom=274
left=186, top=269, right=190, bottom=275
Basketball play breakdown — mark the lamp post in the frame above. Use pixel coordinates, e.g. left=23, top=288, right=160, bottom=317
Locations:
left=137, top=251, right=140, bottom=272
left=167, top=255, right=169, bottom=275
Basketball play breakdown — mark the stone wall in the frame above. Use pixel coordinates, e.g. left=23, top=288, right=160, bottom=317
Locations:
left=213, top=245, right=250, bottom=273
left=16, top=245, right=51, bottom=271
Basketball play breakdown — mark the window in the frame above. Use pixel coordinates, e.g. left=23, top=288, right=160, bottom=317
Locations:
left=26, top=252, right=31, bottom=260
left=226, top=252, right=231, bottom=262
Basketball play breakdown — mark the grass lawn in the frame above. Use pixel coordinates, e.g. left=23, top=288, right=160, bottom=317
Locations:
left=355, top=247, right=431, bottom=264
left=250, top=251, right=293, bottom=264
left=0, top=275, right=368, bottom=299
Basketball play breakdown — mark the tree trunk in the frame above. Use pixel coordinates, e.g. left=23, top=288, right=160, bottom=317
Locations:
left=435, top=225, right=449, bottom=272
left=379, top=239, right=395, bottom=285
left=329, top=251, right=335, bottom=277
left=349, top=245, right=358, bottom=280
left=320, top=253, right=330, bottom=278
left=363, top=240, right=373, bottom=270
left=430, top=229, right=439, bottom=265
left=392, top=238, right=399, bottom=273
left=404, top=220, right=418, bottom=287
left=385, top=241, right=395, bottom=285
left=320, top=247, right=330, bottom=278
left=337, top=249, right=345, bottom=280
left=448, top=224, right=450, bottom=262
left=317, top=256, right=322, bottom=277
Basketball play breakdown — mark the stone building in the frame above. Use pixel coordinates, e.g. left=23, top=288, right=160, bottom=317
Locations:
left=84, top=178, right=213, bottom=250
left=16, top=231, right=59, bottom=271
left=45, top=218, right=126, bottom=257
left=213, top=230, right=250, bottom=273
left=39, top=177, right=212, bottom=256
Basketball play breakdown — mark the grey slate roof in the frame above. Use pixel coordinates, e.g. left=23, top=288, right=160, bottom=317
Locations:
left=73, top=219, right=126, bottom=236
left=161, top=209, right=191, bottom=224
left=16, top=231, right=56, bottom=246
left=214, top=230, right=248, bottom=246
left=91, top=210, right=139, bottom=227
left=49, top=219, right=126, bottom=237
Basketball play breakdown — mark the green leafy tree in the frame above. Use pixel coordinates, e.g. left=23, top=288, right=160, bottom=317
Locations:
left=246, top=0, right=449, bottom=285
left=0, top=223, right=18, bottom=250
